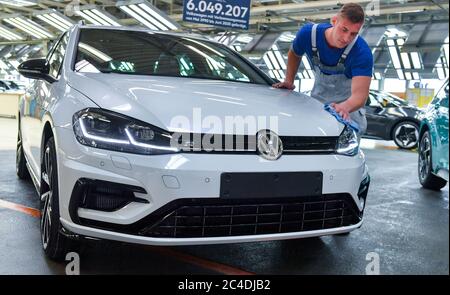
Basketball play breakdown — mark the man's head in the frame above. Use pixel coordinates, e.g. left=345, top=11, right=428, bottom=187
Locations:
left=329, top=3, right=365, bottom=48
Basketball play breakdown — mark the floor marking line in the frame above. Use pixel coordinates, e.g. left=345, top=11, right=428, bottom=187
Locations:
left=0, top=198, right=254, bottom=275
left=149, top=246, right=255, bottom=275
left=0, top=199, right=40, bottom=218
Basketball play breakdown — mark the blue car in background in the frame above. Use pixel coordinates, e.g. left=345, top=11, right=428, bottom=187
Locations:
left=418, top=78, right=449, bottom=190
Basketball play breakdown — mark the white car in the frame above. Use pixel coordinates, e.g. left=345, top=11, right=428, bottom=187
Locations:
left=17, top=24, right=370, bottom=260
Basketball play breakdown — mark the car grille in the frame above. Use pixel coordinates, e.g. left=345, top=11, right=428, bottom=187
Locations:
left=136, top=194, right=361, bottom=238
left=173, top=133, right=338, bottom=154
left=281, top=136, right=338, bottom=153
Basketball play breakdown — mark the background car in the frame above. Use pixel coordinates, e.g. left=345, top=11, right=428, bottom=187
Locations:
left=303, top=90, right=423, bottom=149
left=0, top=80, right=11, bottom=92
left=364, top=90, right=423, bottom=149
left=3, top=80, right=25, bottom=91
left=418, top=79, right=449, bottom=190
left=0, top=80, right=26, bottom=93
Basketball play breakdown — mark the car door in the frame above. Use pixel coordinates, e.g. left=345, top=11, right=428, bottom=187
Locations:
left=364, top=93, right=386, bottom=138
left=434, top=82, right=449, bottom=172
left=21, top=77, right=42, bottom=177
left=25, top=33, right=69, bottom=179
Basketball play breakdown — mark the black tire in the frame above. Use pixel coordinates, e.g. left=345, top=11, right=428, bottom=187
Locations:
left=41, top=137, right=78, bottom=261
left=392, top=121, right=419, bottom=149
left=418, top=131, right=448, bottom=191
left=16, top=119, right=29, bottom=180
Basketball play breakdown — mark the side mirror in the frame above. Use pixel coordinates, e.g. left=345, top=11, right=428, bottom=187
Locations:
left=18, top=58, right=55, bottom=83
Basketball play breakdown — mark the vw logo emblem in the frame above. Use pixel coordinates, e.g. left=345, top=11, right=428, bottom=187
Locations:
left=257, top=130, right=283, bottom=160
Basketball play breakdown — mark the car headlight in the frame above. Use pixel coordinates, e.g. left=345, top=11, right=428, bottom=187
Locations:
left=336, top=126, right=359, bottom=156
left=73, top=108, right=179, bottom=155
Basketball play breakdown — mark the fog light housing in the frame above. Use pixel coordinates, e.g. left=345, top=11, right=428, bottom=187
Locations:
left=69, top=179, right=148, bottom=222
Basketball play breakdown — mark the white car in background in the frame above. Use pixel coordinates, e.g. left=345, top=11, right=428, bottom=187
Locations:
left=17, top=24, right=370, bottom=260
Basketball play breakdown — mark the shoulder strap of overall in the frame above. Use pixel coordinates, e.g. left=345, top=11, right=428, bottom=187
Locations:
left=311, top=23, right=320, bottom=59
left=338, top=35, right=359, bottom=65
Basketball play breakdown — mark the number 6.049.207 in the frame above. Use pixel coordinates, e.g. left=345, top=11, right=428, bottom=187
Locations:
left=186, top=0, right=249, bottom=18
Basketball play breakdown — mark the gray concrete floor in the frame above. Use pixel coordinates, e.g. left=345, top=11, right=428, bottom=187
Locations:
left=0, top=117, right=448, bottom=275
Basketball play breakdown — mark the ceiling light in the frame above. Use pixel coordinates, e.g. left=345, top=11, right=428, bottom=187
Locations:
left=278, top=33, right=296, bottom=43
left=263, top=54, right=274, bottom=70
left=302, top=56, right=311, bottom=70
left=0, top=0, right=36, bottom=7
left=75, top=5, right=122, bottom=26
left=0, top=59, right=10, bottom=69
left=272, top=45, right=286, bottom=70
left=34, top=10, right=75, bottom=32
left=267, top=51, right=281, bottom=70
left=117, top=0, right=179, bottom=31
left=3, top=15, right=54, bottom=39
left=0, top=24, right=24, bottom=40
left=389, top=46, right=401, bottom=69
left=436, top=67, right=445, bottom=80
left=410, top=52, right=422, bottom=69
left=396, top=69, right=405, bottom=80
left=400, top=53, right=411, bottom=69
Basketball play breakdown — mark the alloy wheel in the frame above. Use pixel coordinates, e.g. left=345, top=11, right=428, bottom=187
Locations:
left=394, top=123, right=419, bottom=149
left=41, top=146, right=53, bottom=250
left=16, top=128, right=23, bottom=174
left=418, top=135, right=431, bottom=183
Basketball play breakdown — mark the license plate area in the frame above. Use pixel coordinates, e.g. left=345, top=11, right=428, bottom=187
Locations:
left=220, top=172, right=323, bottom=199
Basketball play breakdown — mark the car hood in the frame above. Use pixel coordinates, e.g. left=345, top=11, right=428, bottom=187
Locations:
left=68, top=73, right=343, bottom=136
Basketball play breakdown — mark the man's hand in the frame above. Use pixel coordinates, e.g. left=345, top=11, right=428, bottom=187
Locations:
left=330, top=102, right=351, bottom=121
left=329, top=76, right=371, bottom=121
left=272, top=81, right=295, bottom=90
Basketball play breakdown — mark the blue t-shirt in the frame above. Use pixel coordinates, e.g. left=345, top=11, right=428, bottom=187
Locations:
left=292, top=23, right=373, bottom=78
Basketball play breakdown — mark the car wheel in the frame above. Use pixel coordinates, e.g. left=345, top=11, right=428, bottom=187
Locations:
left=16, top=119, right=29, bottom=180
left=41, top=137, right=77, bottom=261
left=418, top=131, right=447, bottom=191
left=392, top=121, right=419, bottom=149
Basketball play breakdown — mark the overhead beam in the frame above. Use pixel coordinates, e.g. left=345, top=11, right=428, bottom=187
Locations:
left=38, top=0, right=68, bottom=9
left=248, top=0, right=372, bottom=15
left=0, top=3, right=34, bottom=13
left=0, top=39, right=51, bottom=46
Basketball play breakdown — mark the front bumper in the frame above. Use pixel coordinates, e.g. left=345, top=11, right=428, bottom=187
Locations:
left=55, top=126, right=369, bottom=245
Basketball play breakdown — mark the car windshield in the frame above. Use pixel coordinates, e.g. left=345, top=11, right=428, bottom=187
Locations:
left=74, top=29, right=270, bottom=85
left=5, top=81, right=19, bottom=89
left=0, top=81, right=10, bottom=90
left=372, top=91, right=409, bottom=107
left=435, top=81, right=449, bottom=108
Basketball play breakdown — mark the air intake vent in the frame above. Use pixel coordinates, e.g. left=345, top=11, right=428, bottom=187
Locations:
left=141, top=195, right=360, bottom=238
left=69, top=179, right=148, bottom=221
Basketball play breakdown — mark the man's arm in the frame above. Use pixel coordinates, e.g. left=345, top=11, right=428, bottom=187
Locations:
left=331, top=76, right=371, bottom=121
left=272, top=49, right=301, bottom=90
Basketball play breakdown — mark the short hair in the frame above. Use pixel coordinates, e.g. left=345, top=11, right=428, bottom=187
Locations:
left=339, top=3, right=365, bottom=24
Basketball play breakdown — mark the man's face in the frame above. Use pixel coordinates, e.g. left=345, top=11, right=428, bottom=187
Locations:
left=330, top=16, right=363, bottom=48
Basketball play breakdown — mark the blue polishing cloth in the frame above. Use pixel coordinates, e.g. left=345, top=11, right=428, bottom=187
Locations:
left=324, top=103, right=360, bottom=133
